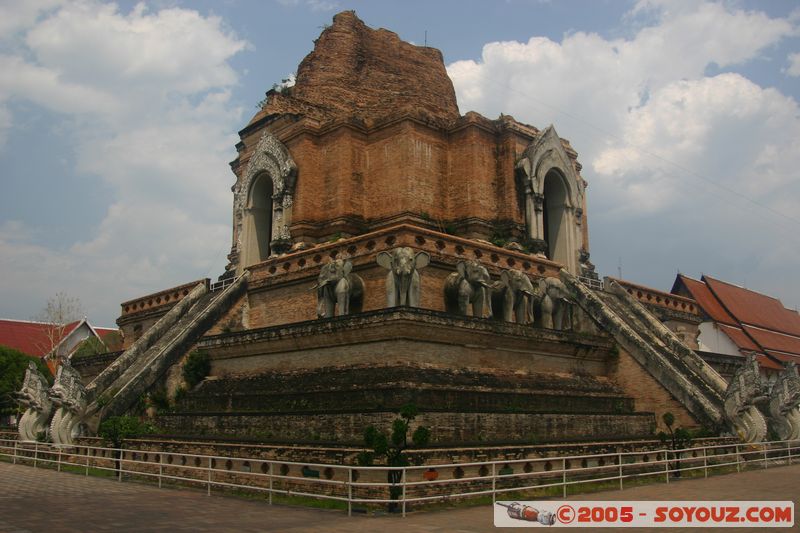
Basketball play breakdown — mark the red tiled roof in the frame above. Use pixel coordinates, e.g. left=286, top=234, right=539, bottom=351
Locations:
left=764, top=351, right=800, bottom=366
left=757, top=354, right=786, bottom=370
left=717, top=324, right=760, bottom=352
left=94, top=327, right=123, bottom=351
left=742, top=326, right=800, bottom=356
left=0, top=319, right=81, bottom=357
left=676, top=275, right=737, bottom=325
left=704, top=276, right=800, bottom=337
left=673, top=274, right=800, bottom=371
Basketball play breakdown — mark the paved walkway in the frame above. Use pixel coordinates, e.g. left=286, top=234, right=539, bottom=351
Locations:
left=0, top=461, right=797, bottom=532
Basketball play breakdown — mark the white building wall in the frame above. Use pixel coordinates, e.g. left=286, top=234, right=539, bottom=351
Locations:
left=697, top=321, right=741, bottom=355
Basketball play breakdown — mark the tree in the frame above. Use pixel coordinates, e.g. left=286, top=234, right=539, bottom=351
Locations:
left=34, top=292, right=85, bottom=360
left=357, top=404, right=431, bottom=511
left=657, top=412, right=692, bottom=478
left=0, top=345, right=53, bottom=419
left=98, top=415, right=154, bottom=472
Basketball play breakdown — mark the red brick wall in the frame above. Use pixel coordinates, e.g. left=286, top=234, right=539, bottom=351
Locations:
left=610, top=347, right=698, bottom=431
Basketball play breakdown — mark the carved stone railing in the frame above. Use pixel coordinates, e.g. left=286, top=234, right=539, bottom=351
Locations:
left=606, top=277, right=700, bottom=316
left=245, top=223, right=564, bottom=289
left=119, top=279, right=210, bottom=319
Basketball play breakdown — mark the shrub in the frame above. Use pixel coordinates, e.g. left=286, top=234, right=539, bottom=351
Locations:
left=173, top=386, right=187, bottom=405
left=148, top=389, right=170, bottom=414
left=183, top=350, right=211, bottom=388
left=98, top=415, right=154, bottom=449
left=358, top=404, right=431, bottom=511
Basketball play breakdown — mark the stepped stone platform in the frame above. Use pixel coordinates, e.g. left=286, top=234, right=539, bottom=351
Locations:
left=154, top=308, right=655, bottom=445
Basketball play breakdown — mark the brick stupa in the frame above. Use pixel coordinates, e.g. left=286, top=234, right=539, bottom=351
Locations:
left=104, top=13, right=718, bottom=448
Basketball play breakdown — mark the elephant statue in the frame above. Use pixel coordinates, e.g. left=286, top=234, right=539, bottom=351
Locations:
left=444, top=260, right=493, bottom=318
left=313, top=259, right=365, bottom=318
left=376, top=247, right=430, bottom=307
left=537, top=277, right=572, bottom=330
left=491, top=269, right=536, bottom=324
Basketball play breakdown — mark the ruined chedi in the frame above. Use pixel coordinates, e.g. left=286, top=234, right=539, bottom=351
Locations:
left=23, top=11, right=783, bottom=448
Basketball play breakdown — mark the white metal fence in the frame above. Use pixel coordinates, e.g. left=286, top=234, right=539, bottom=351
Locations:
left=578, top=276, right=604, bottom=291
left=1, top=437, right=798, bottom=516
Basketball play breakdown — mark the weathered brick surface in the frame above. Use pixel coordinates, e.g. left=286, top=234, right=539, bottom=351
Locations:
left=610, top=347, right=698, bottom=431
left=264, top=11, right=459, bottom=129
left=155, top=411, right=654, bottom=445
left=229, top=13, right=577, bottom=247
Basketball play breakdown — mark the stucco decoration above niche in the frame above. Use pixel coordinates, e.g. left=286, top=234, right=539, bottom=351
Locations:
left=230, top=131, right=298, bottom=274
left=515, top=125, right=590, bottom=276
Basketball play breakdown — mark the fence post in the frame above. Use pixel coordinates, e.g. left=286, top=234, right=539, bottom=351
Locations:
left=763, top=446, right=768, bottom=469
left=664, top=450, right=669, bottom=483
left=401, top=467, right=407, bottom=518
left=736, top=444, right=741, bottom=473
left=269, top=462, right=273, bottom=506
left=12, top=441, right=17, bottom=465
left=348, top=467, right=353, bottom=517
left=788, top=442, right=792, bottom=465
left=118, top=449, right=123, bottom=482
left=58, top=446, right=62, bottom=472
left=492, top=463, right=496, bottom=504
left=703, top=447, right=708, bottom=478
left=618, top=453, right=623, bottom=490
left=33, top=441, right=38, bottom=469
left=207, top=457, right=212, bottom=496
left=85, top=447, right=89, bottom=476
left=562, top=458, right=567, bottom=498
left=158, top=453, right=163, bottom=488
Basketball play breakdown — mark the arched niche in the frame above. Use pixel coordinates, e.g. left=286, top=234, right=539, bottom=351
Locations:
left=241, top=173, right=274, bottom=268
left=229, top=131, right=297, bottom=274
left=515, top=125, right=588, bottom=275
left=542, top=169, right=571, bottom=264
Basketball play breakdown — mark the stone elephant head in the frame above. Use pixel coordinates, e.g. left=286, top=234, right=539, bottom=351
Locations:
left=491, top=269, right=536, bottom=324
left=537, top=277, right=572, bottom=330
left=313, top=259, right=365, bottom=318
left=443, top=260, right=493, bottom=318
left=376, top=247, right=430, bottom=307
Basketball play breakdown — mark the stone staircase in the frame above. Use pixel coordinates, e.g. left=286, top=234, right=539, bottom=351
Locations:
left=83, top=273, right=249, bottom=430
left=561, top=270, right=725, bottom=429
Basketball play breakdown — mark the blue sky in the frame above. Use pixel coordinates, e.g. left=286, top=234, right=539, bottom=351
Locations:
left=0, top=0, right=799, bottom=326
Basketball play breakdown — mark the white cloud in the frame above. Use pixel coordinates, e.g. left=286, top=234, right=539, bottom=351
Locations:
left=0, top=54, right=119, bottom=115
left=0, top=1, right=247, bottom=323
left=593, top=74, right=800, bottom=212
left=276, top=0, right=340, bottom=12
left=25, top=2, right=245, bottom=97
left=0, top=0, right=63, bottom=37
left=448, top=1, right=800, bottom=307
left=787, top=52, right=800, bottom=77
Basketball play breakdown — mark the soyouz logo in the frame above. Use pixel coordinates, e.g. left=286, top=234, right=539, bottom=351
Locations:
left=494, top=501, right=794, bottom=528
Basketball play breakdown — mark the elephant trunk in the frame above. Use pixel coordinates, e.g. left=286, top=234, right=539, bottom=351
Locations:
left=528, top=292, right=536, bottom=323
left=483, top=285, right=493, bottom=318
left=397, top=273, right=411, bottom=306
